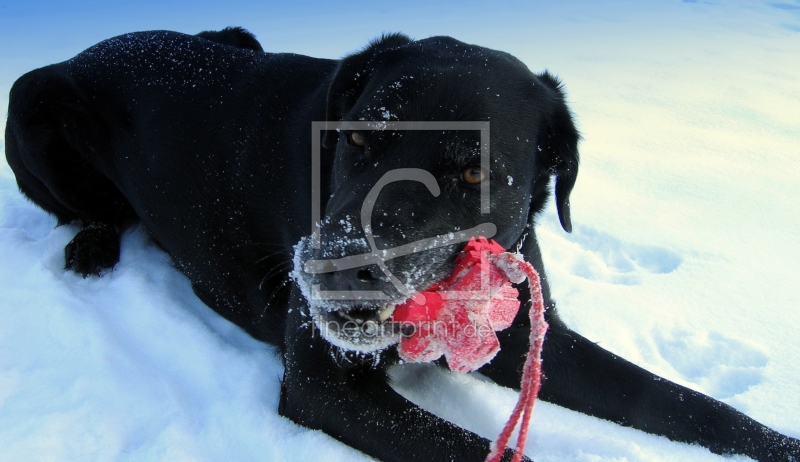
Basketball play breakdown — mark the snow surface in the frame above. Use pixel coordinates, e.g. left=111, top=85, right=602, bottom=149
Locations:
left=1, top=1, right=798, bottom=461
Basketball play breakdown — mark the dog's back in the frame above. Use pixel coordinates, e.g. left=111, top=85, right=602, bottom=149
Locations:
left=4, top=30, right=335, bottom=344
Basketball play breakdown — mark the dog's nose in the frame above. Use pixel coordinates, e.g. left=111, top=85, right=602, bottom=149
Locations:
left=317, top=265, right=389, bottom=290
left=357, top=268, right=380, bottom=283
left=315, top=264, right=397, bottom=298
left=331, top=265, right=385, bottom=288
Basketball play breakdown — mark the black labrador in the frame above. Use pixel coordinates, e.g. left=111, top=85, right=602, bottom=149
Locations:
left=5, top=27, right=798, bottom=461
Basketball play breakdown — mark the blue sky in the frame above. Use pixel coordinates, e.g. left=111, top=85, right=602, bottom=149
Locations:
left=1, top=0, right=797, bottom=91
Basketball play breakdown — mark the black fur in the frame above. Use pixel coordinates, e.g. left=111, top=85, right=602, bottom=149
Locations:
left=5, top=28, right=798, bottom=461
left=196, top=26, right=264, bottom=52
left=64, top=221, right=120, bottom=276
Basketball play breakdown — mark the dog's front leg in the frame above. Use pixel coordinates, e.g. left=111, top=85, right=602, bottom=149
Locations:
left=481, top=315, right=800, bottom=461
left=279, top=289, right=530, bottom=462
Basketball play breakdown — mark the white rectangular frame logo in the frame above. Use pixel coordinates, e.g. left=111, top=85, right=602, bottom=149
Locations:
left=308, top=121, right=492, bottom=301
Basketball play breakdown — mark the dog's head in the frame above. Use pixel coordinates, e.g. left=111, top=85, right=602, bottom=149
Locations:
left=293, top=34, right=579, bottom=352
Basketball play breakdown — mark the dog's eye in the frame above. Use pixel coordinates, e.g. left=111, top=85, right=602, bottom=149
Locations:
left=347, top=131, right=365, bottom=147
left=461, top=167, right=486, bottom=184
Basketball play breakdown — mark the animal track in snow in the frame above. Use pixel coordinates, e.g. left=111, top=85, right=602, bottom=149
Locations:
left=554, top=225, right=683, bottom=285
left=654, top=327, right=768, bottom=399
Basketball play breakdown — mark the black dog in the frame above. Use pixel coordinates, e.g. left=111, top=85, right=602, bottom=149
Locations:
left=5, top=27, right=798, bottom=461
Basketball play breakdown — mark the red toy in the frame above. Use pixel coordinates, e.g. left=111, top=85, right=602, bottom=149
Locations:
left=391, top=237, right=549, bottom=462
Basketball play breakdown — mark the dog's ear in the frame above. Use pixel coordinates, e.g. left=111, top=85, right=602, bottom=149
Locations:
left=322, top=33, right=412, bottom=148
left=195, top=27, right=264, bottom=52
left=536, top=71, right=580, bottom=233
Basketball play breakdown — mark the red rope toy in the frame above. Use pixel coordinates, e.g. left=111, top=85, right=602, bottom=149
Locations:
left=390, top=237, right=548, bottom=462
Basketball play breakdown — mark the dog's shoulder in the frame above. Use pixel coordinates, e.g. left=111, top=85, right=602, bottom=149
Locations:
left=65, top=30, right=261, bottom=77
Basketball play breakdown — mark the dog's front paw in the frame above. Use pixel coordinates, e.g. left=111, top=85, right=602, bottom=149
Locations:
left=733, top=433, right=800, bottom=462
left=64, top=222, right=120, bottom=277
left=769, top=435, right=800, bottom=462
